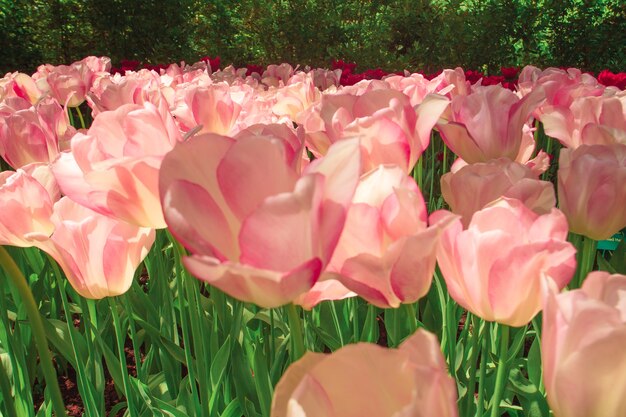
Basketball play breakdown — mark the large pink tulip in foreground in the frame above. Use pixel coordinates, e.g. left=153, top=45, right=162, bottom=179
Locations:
left=271, top=329, right=458, bottom=417
left=160, top=130, right=360, bottom=307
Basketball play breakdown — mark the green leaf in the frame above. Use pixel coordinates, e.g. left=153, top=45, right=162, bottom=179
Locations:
left=508, top=368, right=550, bottom=417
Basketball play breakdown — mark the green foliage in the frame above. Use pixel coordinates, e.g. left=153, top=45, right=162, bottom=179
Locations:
left=1, top=0, right=624, bottom=74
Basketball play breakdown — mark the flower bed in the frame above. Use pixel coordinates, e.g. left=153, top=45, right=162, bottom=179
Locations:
left=1, top=56, right=625, bottom=417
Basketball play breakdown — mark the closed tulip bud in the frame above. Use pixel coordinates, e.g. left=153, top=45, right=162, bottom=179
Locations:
left=557, top=143, right=626, bottom=240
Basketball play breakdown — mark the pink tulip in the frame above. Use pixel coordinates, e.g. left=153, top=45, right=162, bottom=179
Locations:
left=52, top=101, right=182, bottom=228
left=272, top=74, right=321, bottom=122
left=0, top=167, right=56, bottom=247
left=542, top=271, right=626, bottom=417
left=431, top=198, right=576, bottom=326
left=557, top=143, right=626, bottom=240
left=0, top=72, right=44, bottom=104
left=0, top=97, right=74, bottom=168
left=437, top=85, right=545, bottom=164
left=441, top=158, right=556, bottom=226
left=320, top=165, right=443, bottom=308
left=47, top=56, right=111, bottom=107
left=45, top=197, right=155, bottom=299
left=160, top=132, right=361, bottom=308
left=300, top=89, right=449, bottom=173
left=541, top=95, right=626, bottom=148
left=172, top=82, right=243, bottom=136
left=271, top=328, right=458, bottom=417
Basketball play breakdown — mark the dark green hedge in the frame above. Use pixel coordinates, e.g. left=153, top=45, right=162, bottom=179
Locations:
left=1, top=0, right=624, bottom=74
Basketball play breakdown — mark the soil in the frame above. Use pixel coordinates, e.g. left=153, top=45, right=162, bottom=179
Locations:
left=32, top=342, right=139, bottom=417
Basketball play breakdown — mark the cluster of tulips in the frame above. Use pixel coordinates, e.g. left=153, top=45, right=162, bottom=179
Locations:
left=1, top=55, right=625, bottom=417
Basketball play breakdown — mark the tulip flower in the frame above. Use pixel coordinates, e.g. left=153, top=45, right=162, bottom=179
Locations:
left=0, top=97, right=74, bottom=169
left=300, top=89, right=449, bottom=173
left=437, top=85, right=545, bottom=164
left=0, top=167, right=56, bottom=247
left=160, top=132, right=361, bottom=307
left=431, top=198, right=576, bottom=326
left=45, top=197, right=155, bottom=299
left=271, top=328, right=458, bottom=417
left=318, top=165, right=444, bottom=308
left=541, top=95, right=626, bottom=148
left=52, top=101, right=182, bottom=228
left=542, top=271, right=626, bottom=417
left=557, top=143, right=626, bottom=240
left=171, top=82, right=243, bottom=136
left=441, top=158, right=555, bottom=226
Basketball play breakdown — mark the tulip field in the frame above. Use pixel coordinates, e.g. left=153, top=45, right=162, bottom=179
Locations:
left=1, top=56, right=626, bottom=417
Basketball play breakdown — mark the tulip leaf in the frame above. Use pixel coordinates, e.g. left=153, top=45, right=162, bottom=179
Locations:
left=526, top=337, right=542, bottom=389
left=508, top=368, right=550, bottom=417
left=210, top=335, right=231, bottom=392
left=219, top=399, right=241, bottom=417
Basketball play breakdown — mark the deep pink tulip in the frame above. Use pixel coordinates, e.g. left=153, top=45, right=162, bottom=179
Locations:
left=52, top=101, right=182, bottom=228
left=557, top=143, right=626, bottom=240
left=437, top=85, right=545, bottom=164
left=45, top=197, right=155, bottom=299
left=321, top=165, right=443, bottom=308
left=542, top=271, right=626, bottom=417
left=271, top=329, right=458, bottom=417
left=441, top=158, right=556, bottom=226
left=160, top=132, right=361, bottom=308
left=432, top=198, right=576, bottom=326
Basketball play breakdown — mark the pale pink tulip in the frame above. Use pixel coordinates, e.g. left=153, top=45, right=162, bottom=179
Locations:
left=541, top=95, right=626, bottom=148
left=319, top=165, right=444, bottom=308
left=0, top=72, right=44, bottom=104
left=431, top=198, right=576, bottom=326
left=300, top=89, right=449, bottom=173
left=47, top=56, right=111, bottom=107
left=557, top=143, right=626, bottom=240
left=542, top=271, right=626, bottom=417
left=272, top=74, right=321, bottom=122
left=437, top=85, right=544, bottom=164
left=45, top=197, right=155, bottom=299
left=0, top=167, right=56, bottom=247
left=0, top=97, right=74, bottom=168
left=172, top=82, right=242, bottom=135
left=441, top=158, right=556, bottom=226
left=160, top=132, right=361, bottom=307
left=271, top=328, right=458, bottom=417
left=52, top=101, right=182, bottom=228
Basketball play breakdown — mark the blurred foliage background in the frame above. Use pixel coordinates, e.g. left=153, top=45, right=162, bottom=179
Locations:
left=1, top=0, right=625, bottom=75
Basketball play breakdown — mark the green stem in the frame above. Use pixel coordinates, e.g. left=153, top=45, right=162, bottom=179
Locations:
left=75, top=106, right=86, bottom=129
left=463, top=315, right=482, bottom=417
left=351, top=298, right=360, bottom=342
left=122, top=294, right=144, bottom=381
left=49, top=256, right=99, bottom=416
left=0, top=354, right=18, bottom=417
left=490, top=324, right=510, bottom=417
left=0, top=247, right=67, bottom=417
left=171, top=239, right=202, bottom=416
left=286, top=303, right=305, bottom=361
left=475, top=322, right=489, bottom=417
left=109, top=298, right=138, bottom=417
left=578, top=236, right=597, bottom=288
left=329, top=301, right=345, bottom=346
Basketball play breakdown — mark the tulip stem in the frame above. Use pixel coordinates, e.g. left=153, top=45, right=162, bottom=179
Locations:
left=463, top=315, right=483, bottom=416
left=286, top=303, right=305, bottom=361
left=490, top=323, right=510, bottom=417
left=577, top=236, right=597, bottom=288
left=75, top=106, right=86, bottom=129
left=109, top=297, right=138, bottom=417
left=475, top=321, right=489, bottom=416
left=0, top=246, right=67, bottom=417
